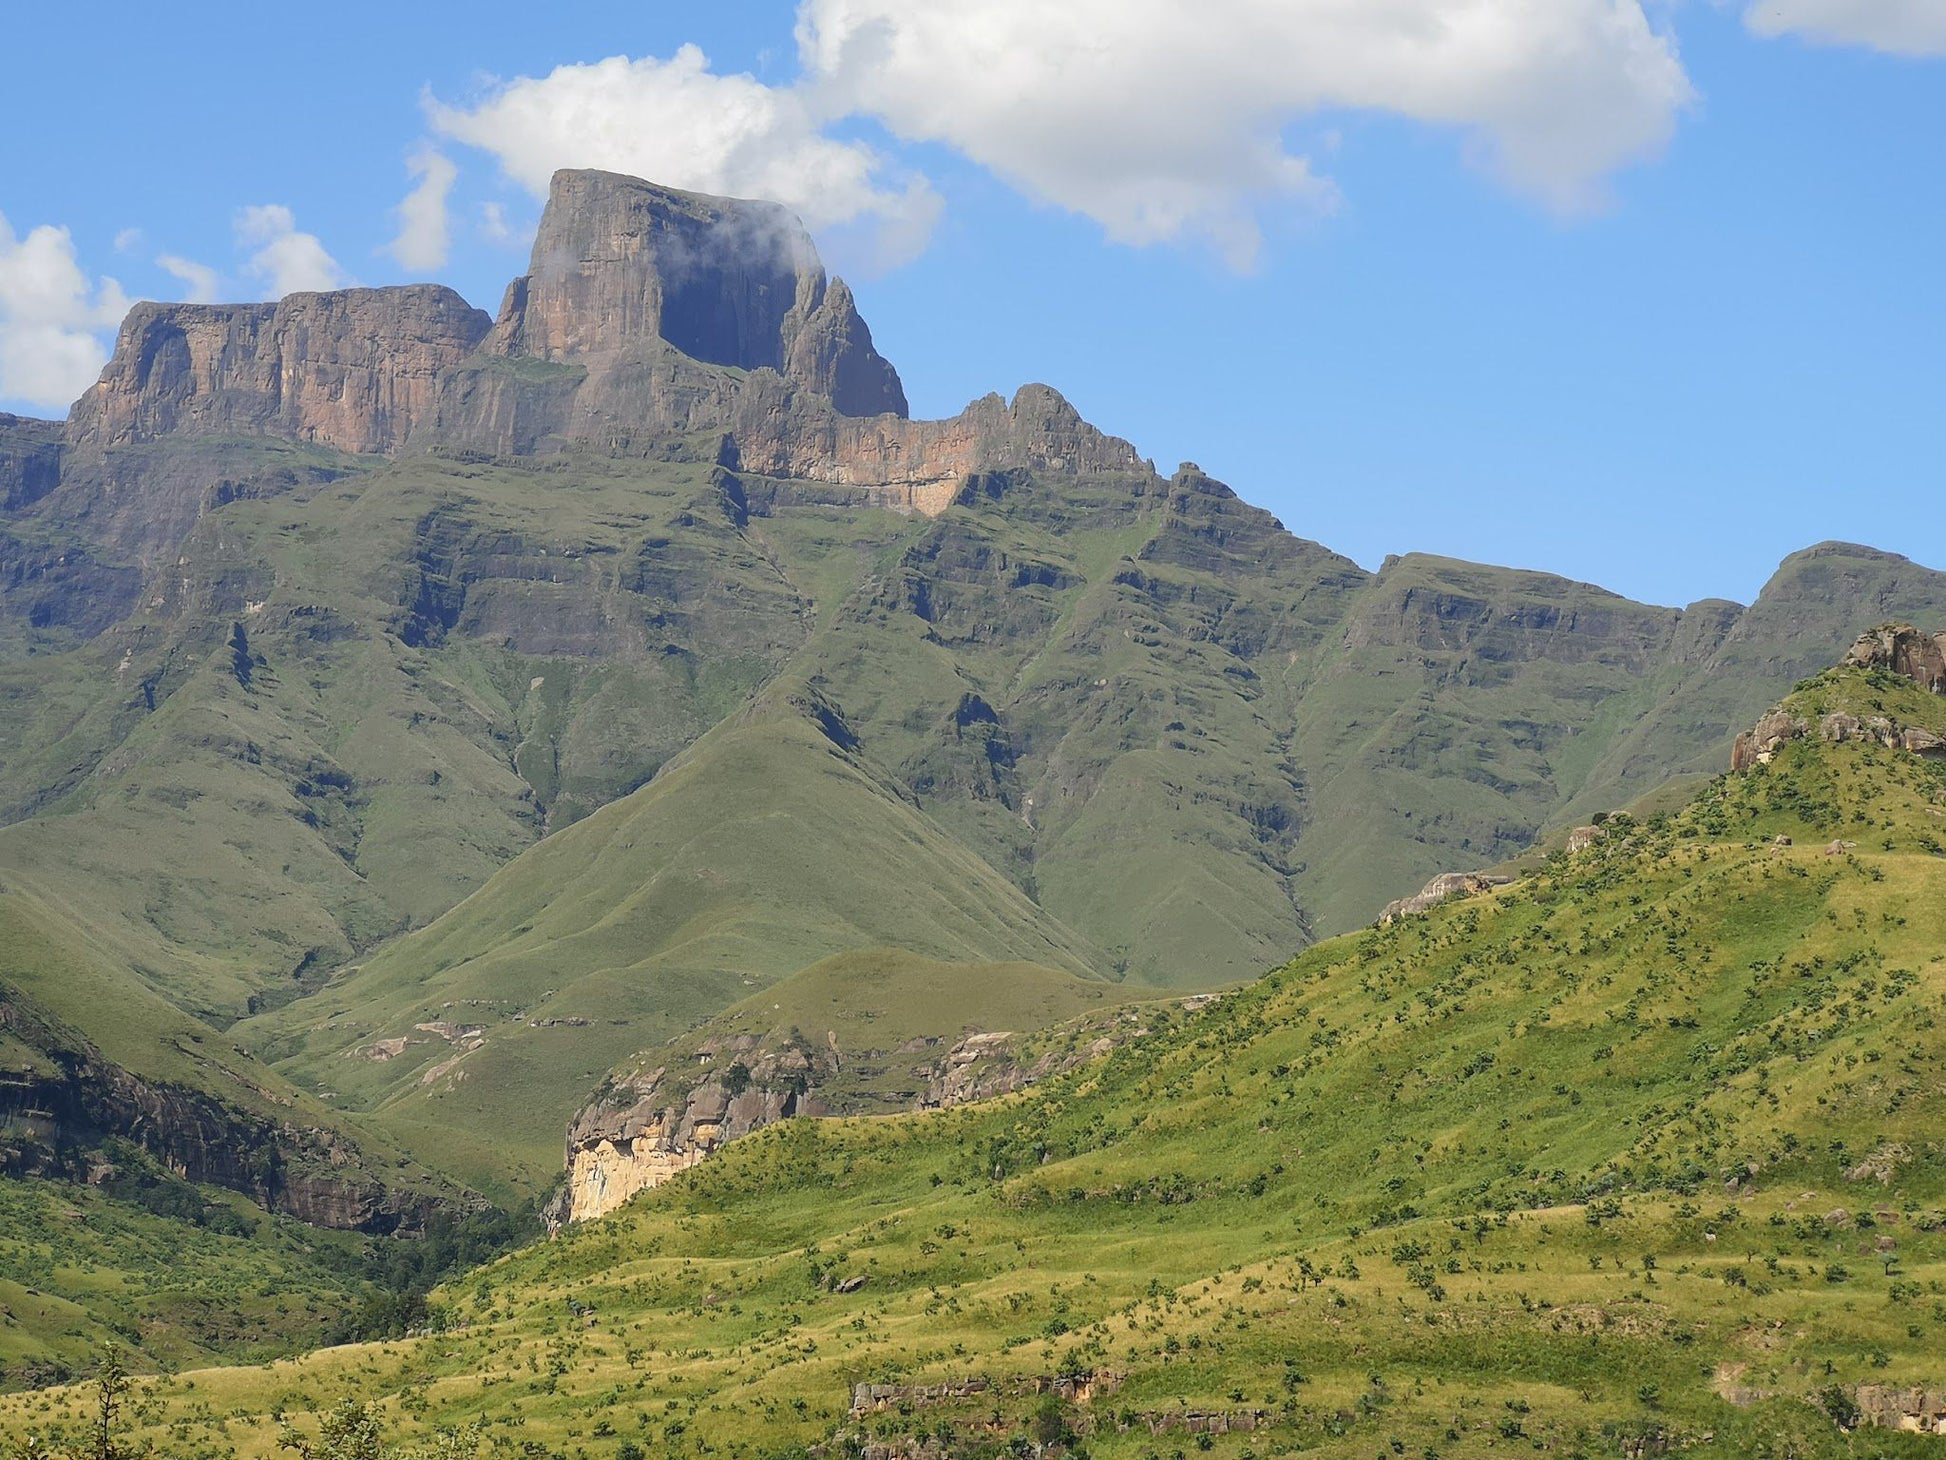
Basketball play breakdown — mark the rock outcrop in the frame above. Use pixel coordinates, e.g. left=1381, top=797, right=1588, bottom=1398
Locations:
left=555, top=1044, right=829, bottom=1227
left=553, top=1003, right=1186, bottom=1226
left=1853, top=1385, right=1946, bottom=1435
left=1733, top=626, right=1946, bottom=771
left=726, top=379, right=1147, bottom=515
left=1378, top=871, right=1512, bottom=924
left=1730, top=708, right=1809, bottom=772
left=1844, top=623, right=1946, bottom=693
left=68, top=286, right=491, bottom=456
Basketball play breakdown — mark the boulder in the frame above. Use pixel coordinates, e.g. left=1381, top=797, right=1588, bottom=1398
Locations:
left=1845, top=623, right=1946, bottom=693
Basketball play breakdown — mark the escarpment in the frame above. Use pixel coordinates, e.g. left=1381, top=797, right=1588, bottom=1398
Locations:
left=67, top=285, right=491, bottom=456
left=0, top=413, right=62, bottom=510
left=58, top=168, right=1143, bottom=518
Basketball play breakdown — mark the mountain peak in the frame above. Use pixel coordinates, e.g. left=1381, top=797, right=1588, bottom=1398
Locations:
left=484, top=169, right=906, bottom=417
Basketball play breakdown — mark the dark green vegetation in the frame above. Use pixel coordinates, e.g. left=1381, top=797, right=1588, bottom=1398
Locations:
left=11, top=663, right=1946, bottom=1456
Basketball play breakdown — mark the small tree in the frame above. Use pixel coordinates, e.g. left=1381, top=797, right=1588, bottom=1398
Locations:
left=282, top=1399, right=389, bottom=1460
left=89, top=1344, right=130, bottom=1460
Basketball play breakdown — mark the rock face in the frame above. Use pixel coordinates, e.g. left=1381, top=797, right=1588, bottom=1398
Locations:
left=0, top=990, right=451, bottom=1233
left=0, top=414, right=62, bottom=510
left=555, top=1044, right=829, bottom=1226
left=553, top=1003, right=1179, bottom=1226
left=1845, top=623, right=1946, bottom=693
left=421, top=170, right=1142, bottom=508
left=1378, top=871, right=1512, bottom=924
left=43, top=169, right=1145, bottom=520
left=726, top=379, right=1147, bottom=515
left=484, top=171, right=898, bottom=405
left=68, top=286, right=491, bottom=456
left=475, top=170, right=905, bottom=428
left=1852, top=1386, right=1946, bottom=1435
left=1730, top=709, right=1809, bottom=772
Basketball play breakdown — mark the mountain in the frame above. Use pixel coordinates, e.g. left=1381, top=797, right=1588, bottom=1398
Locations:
left=1, top=169, right=1944, bottom=1207
left=17, top=637, right=1946, bottom=1455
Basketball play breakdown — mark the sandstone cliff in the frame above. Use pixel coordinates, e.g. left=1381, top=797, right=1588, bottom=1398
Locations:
left=67, top=286, right=490, bottom=456
left=553, top=1002, right=1174, bottom=1226
left=554, top=1039, right=832, bottom=1227
left=423, top=170, right=1142, bottom=509
left=47, top=169, right=1147, bottom=523
left=1377, top=871, right=1513, bottom=925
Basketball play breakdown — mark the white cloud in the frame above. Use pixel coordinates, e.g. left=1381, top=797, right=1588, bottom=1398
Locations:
left=0, top=213, right=130, bottom=410
left=387, top=149, right=459, bottom=271
left=235, top=204, right=347, bottom=297
left=795, top=0, right=1694, bottom=262
left=157, top=253, right=222, bottom=304
left=423, top=3, right=1692, bottom=272
left=113, top=227, right=144, bottom=254
left=1745, top=0, right=1946, bottom=55
left=428, top=45, right=942, bottom=265
left=479, top=201, right=516, bottom=244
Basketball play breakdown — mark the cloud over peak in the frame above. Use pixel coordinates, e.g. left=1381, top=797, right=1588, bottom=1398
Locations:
left=797, top=0, right=1692, bottom=259
left=428, top=46, right=942, bottom=267
left=425, top=2, right=1692, bottom=272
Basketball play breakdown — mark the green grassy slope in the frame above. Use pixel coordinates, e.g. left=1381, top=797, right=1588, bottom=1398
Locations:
left=23, top=663, right=1946, bottom=1457
left=240, top=692, right=1110, bottom=1196
left=0, top=887, right=464, bottom=1221
left=0, top=446, right=815, bottom=1025
left=590, top=946, right=1154, bottom=1119
left=0, top=1176, right=377, bottom=1391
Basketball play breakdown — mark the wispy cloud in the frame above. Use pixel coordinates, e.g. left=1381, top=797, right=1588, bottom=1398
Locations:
left=428, top=45, right=942, bottom=268
left=157, top=253, right=222, bottom=304
left=387, top=148, right=459, bottom=271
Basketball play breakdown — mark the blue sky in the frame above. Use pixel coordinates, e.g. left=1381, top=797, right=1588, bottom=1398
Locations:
left=1, top=0, right=1939, bottom=607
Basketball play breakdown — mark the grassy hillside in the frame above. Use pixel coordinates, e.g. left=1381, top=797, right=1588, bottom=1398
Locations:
left=240, top=694, right=1110, bottom=1196
left=19, top=662, right=1946, bottom=1456
left=0, top=1175, right=372, bottom=1390
left=0, top=887, right=459, bottom=1212
left=582, top=947, right=1158, bottom=1127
